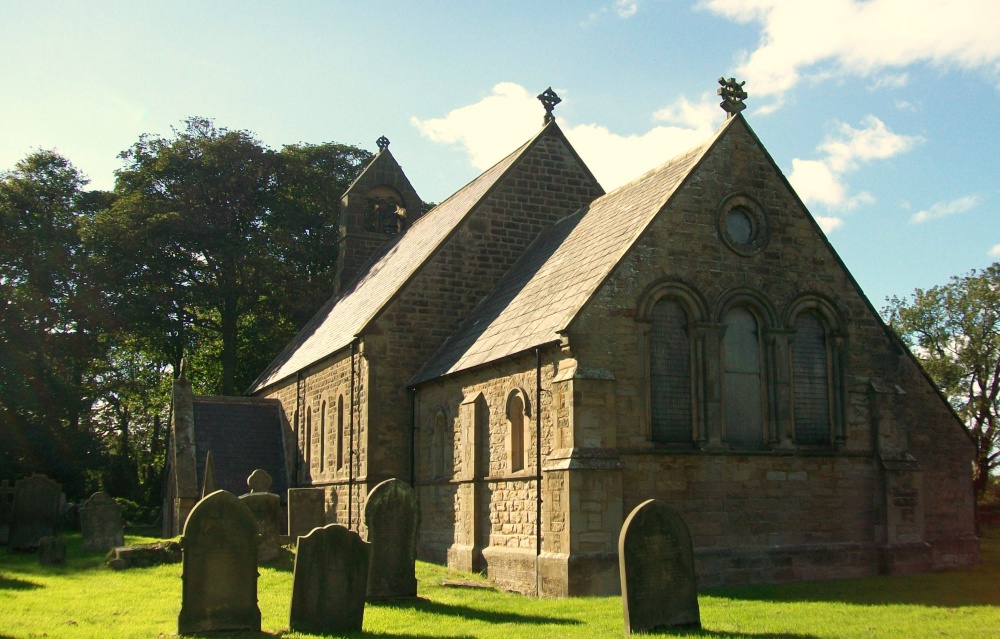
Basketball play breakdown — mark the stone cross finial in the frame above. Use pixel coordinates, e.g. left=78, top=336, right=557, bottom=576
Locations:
left=718, top=77, right=748, bottom=118
left=376, top=135, right=390, bottom=151
left=537, top=87, right=562, bottom=124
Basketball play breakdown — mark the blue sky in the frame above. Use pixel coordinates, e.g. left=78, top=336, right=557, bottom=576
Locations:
left=2, top=0, right=998, bottom=307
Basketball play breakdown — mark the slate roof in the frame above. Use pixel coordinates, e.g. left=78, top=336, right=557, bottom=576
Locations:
left=411, top=118, right=733, bottom=385
left=192, top=397, right=289, bottom=500
left=249, top=131, right=541, bottom=393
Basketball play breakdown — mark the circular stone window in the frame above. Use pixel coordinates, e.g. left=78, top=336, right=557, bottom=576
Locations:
left=717, top=194, right=769, bottom=256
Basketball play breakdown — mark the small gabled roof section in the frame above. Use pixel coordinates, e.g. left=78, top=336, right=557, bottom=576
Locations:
left=412, top=117, right=736, bottom=385
left=249, top=126, right=555, bottom=394
left=191, top=396, right=289, bottom=499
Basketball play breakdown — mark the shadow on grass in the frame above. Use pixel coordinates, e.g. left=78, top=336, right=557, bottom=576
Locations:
left=0, top=572, right=43, bottom=591
left=638, top=630, right=819, bottom=639
left=369, top=596, right=583, bottom=626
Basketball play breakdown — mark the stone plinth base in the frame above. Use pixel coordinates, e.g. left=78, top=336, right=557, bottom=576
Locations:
left=537, top=551, right=620, bottom=597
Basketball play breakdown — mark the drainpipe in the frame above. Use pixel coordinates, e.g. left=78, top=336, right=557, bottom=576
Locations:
left=410, top=388, right=417, bottom=487
left=294, top=371, right=303, bottom=486
left=535, top=347, right=543, bottom=596
left=349, top=338, right=357, bottom=530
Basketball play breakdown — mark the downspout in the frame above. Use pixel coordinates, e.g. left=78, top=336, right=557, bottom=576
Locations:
left=535, top=347, right=543, bottom=597
left=349, top=338, right=358, bottom=530
left=294, top=371, right=303, bottom=486
left=410, top=388, right=417, bottom=487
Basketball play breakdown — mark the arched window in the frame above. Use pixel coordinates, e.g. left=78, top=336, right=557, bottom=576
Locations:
left=792, top=311, right=832, bottom=445
left=650, top=298, right=692, bottom=443
left=336, top=395, right=345, bottom=470
left=320, top=401, right=327, bottom=474
left=507, top=391, right=529, bottom=474
left=723, top=307, right=764, bottom=449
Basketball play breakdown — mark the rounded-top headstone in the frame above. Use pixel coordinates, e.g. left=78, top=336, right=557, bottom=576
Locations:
left=618, top=499, right=700, bottom=634
left=178, top=490, right=261, bottom=635
left=80, top=491, right=124, bottom=552
left=247, top=469, right=272, bottom=494
left=364, top=478, right=419, bottom=600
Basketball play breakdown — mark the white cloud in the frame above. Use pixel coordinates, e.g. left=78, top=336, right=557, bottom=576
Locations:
left=615, top=0, right=639, bottom=18
left=814, top=216, right=845, bottom=233
left=412, top=84, right=723, bottom=192
left=990, top=244, right=1000, bottom=257
left=910, top=195, right=981, bottom=224
left=700, top=0, right=1000, bottom=107
left=788, top=116, right=921, bottom=218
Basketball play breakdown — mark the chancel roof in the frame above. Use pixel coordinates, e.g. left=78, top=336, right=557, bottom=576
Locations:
left=411, top=117, right=735, bottom=385
left=249, top=131, right=539, bottom=393
left=192, top=396, right=288, bottom=499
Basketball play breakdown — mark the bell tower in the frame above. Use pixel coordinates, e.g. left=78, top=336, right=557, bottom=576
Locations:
left=336, top=135, right=425, bottom=292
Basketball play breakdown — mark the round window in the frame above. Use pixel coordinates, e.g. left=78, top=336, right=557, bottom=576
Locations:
left=726, top=208, right=754, bottom=244
left=717, top=194, right=769, bottom=256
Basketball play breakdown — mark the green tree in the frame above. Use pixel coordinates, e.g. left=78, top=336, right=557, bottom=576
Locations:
left=885, top=263, right=1000, bottom=500
left=0, top=150, right=106, bottom=495
left=89, top=118, right=372, bottom=395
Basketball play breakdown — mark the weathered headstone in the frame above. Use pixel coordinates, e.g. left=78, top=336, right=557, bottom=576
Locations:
left=239, top=470, right=283, bottom=562
left=38, top=535, right=66, bottom=565
left=8, top=474, right=62, bottom=551
left=618, top=499, right=700, bottom=634
left=289, top=524, right=371, bottom=634
left=287, top=487, right=325, bottom=539
left=80, top=492, right=124, bottom=552
left=178, top=490, right=261, bottom=635
left=364, top=478, right=418, bottom=600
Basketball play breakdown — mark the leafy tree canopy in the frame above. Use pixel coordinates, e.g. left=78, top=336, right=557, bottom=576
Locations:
left=885, top=263, right=1000, bottom=500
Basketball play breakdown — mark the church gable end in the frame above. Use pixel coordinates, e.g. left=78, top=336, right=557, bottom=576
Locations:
left=362, top=122, right=604, bottom=483
left=562, top=114, right=976, bottom=584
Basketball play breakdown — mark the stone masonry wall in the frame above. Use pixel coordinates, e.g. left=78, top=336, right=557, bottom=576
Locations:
left=259, top=348, right=370, bottom=531
left=415, top=350, right=568, bottom=594
left=366, top=125, right=603, bottom=491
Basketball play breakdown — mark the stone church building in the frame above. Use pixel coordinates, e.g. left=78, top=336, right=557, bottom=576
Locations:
left=165, top=86, right=979, bottom=596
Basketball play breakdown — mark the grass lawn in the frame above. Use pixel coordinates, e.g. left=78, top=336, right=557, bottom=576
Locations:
left=0, top=526, right=998, bottom=639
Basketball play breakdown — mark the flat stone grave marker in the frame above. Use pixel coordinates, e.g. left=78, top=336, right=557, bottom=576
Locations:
left=619, top=499, right=700, bottom=634
left=38, top=535, right=66, bottom=565
left=290, top=524, right=371, bottom=634
left=178, top=490, right=261, bottom=635
left=364, top=478, right=418, bottom=600
left=80, top=492, right=124, bottom=552
left=287, top=487, right=325, bottom=539
left=239, top=469, right=283, bottom=562
left=8, top=474, right=62, bottom=551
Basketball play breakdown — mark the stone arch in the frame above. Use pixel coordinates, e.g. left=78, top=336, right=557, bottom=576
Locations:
left=715, top=288, right=775, bottom=450
left=506, top=388, right=531, bottom=474
left=784, top=294, right=847, bottom=446
left=636, top=280, right=706, bottom=445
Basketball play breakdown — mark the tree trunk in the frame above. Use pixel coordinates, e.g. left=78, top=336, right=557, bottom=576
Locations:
left=221, top=294, right=238, bottom=396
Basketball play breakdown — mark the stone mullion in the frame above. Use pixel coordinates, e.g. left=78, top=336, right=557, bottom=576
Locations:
left=694, top=323, right=726, bottom=447
left=766, top=328, right=795, bottom=448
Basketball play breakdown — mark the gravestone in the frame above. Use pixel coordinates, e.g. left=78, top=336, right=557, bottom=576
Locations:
left=289, top=524, right=371, bottom=634
left=364, top=478, right=418, bottom=600
left=8, top=474, right=62, bottom=551
left=239, top=470, right=283, bottom=562
left=80, top=492, right=124, bottom=552
left=287, top=487, right=325, bottom=539
left=618, top=499, right=700, bottom=634
left=38, top=535, right=66, bottom=566
left=178, top=490, right=261, bottom=635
